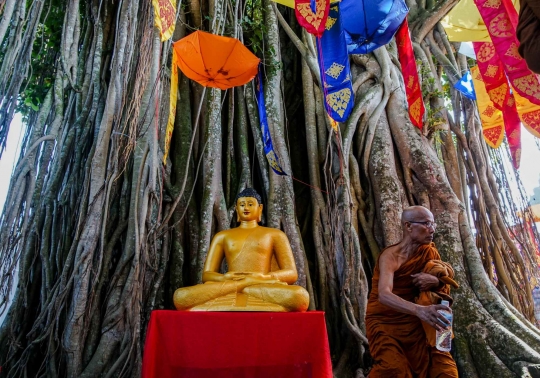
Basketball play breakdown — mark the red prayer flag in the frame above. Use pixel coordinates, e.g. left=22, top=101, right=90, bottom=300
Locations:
left=295, top=0, right=330, bottom=37
left=474, top=0, right=540, bottom=106
left=395, top=18, right=425, bottom=129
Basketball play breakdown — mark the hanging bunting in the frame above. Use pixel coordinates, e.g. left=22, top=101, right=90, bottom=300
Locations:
left=470, top=66, right=506, bottom=148
left=255, top=71, right=287, bottom=176
left=328, top=116, right=339, bottom=132
left=273, top=0, right=294, bottom=7
left=317, top=3, right=354, bottom=123
left=163, top=50, right=179, bottom=165
left=474, top=0, right=540, bottom=106
left=395, top=18, right=425, bottom=129
left=473, top=42, right=521, bottom=167
left=341, top=0, right=409, bottom=54
left=441, top=0, right=520, bottom=42
left=453, top=71, right=477, bottom=100
left=152, top=0, right=176, bottom=42
left=513, top=91, right=540, bottom=138
left=295, top=0, right=330, bottom=36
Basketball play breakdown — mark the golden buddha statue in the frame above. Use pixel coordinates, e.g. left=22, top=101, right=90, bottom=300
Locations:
left=173, top=188, right=310, bottom=312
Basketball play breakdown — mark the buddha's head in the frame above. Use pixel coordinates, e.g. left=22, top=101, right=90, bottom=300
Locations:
left=235, top=188, right=263, bottom=223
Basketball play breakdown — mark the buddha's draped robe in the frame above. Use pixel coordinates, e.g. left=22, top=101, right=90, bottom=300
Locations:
left=366, top=243, right=458, bottom=378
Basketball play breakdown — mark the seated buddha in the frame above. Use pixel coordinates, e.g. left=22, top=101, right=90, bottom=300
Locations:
left=173, top=188, right=310, bottom=312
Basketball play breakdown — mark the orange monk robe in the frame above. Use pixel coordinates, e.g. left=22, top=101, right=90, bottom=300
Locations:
left=366, top=243, right=458, bottom=378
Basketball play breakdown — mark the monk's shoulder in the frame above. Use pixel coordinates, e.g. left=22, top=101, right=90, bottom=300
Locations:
left=379, top=246, right=400, bottom=270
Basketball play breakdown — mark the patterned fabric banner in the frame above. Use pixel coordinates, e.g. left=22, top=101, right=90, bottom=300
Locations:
left=453, top=71, right=477, bottom=100
left=395, top=18, right=425, bottom=129
left=514, top=91, right=540, bottom=139
left=163, top=49, right=179, bottom=165
left=295, top=0, right=330, bottom=36
left=152, top=0, right=176, bottom=42
left=317, top=3, right=354, bottom=123
left=441, top=0, right=520, bottom=42
left=255, top=71, right=287, bottom=176
left=474, top=0, right=540, bottom=106
left=341, top=0, right=409, bottom=54
left=471, top=66, right=505, bottom=148
left=473, top=42, right=521, bottom=167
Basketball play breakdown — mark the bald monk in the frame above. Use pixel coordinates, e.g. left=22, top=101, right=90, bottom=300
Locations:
left=173, top=188, right=310, bottom=312
left=366, top=206, right=458, bottom=378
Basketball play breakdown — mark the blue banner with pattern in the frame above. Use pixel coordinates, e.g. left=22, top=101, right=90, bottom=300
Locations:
left=317, top=3, right=354, bottom=123
left=341, top=0, right=408, bottom=55
left=255, top=71, right=287, bottom=176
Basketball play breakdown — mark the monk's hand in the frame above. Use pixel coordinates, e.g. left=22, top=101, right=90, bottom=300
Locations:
left=411, top=273, right=440, bottom=291
left=416, top=304, right=451, bottom=331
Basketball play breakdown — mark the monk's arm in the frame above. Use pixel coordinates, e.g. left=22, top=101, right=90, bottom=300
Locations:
left=270, top=230, right=298, bottom=284
left=378, top=253, right=450, bottom=330
left=202, top=233, right=226, bottom=283
left=411, top=272, right=441, bottom=291
left=378, top=253, right=420, bottom=315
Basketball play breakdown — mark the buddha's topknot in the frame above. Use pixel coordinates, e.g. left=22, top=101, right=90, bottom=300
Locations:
left=235, top=188, right=262, bottom=205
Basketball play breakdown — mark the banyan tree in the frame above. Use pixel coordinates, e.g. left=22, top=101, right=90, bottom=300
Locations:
left=0, top=0, right=539, bottom=376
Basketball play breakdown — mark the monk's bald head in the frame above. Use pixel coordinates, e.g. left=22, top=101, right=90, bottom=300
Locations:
left=401, top=206, right=433, bottom=226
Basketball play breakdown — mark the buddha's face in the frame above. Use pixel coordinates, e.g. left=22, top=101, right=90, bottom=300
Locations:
left=236, top=196, right=263, bottom=223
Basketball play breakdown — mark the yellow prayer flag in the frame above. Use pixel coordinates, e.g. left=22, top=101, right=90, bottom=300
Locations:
left=163, top=49, right=179, bottom=165
left=272, top=0, right=294, bottom=7
left=514, top=89, right=540, bottom=139
left=271, top=0, right=339, bottom=9
left=328, top=115, right=339, bottom=132
left=441, top=0, right=519, bottom=42
left=152, top=0, right=176, bottom=42
left=470, top=65, right=505, bottom=148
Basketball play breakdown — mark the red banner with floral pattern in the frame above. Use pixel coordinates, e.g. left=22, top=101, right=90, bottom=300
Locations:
left=153, top=0, right=176, bottom=42
left=395, top=18, right=425, bottom=129
left=474, top=0, right=540, bottom=106
left=473, top=42, right=521, bottom=168
left=295, top=0, right=330, bottom=36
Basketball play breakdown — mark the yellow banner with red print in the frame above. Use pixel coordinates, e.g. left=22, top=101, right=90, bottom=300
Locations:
left=152, top=0, right=176, bottom=42
left=471, top=66, right=505, bottom=149
left=163, top=49, right=179, bottom=165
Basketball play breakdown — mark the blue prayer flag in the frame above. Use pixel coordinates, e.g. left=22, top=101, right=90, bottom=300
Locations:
left=453, top=71, right=476, bottom=100
left=341, top=0, right=409, bottom=55
left=255, top=71, right=287, bottom=176
left=318, top=4, right=355, bottom=122
left=310, top=0, right=317, bottom=13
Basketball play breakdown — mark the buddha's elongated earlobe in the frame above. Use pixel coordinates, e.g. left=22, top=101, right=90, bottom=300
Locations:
left=236, top=211, right=240, bottom=222
left=258, top=204, right=263, bottom=223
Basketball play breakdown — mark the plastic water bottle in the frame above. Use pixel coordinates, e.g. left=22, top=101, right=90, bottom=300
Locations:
left=436, top=300, right=453, bottom=352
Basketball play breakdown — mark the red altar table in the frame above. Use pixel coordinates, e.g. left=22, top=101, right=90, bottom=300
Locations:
left=142, top=311, right=332, bottom=378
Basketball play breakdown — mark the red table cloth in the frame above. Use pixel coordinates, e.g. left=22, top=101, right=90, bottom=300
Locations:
left=142, top=311, right=332, bottom=378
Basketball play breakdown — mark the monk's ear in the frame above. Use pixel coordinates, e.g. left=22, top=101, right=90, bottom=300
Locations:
left=258, top=204, right=263, bottom=223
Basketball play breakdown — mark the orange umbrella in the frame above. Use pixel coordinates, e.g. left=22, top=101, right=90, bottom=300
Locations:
left=173, top=31, right=260, bottom=90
